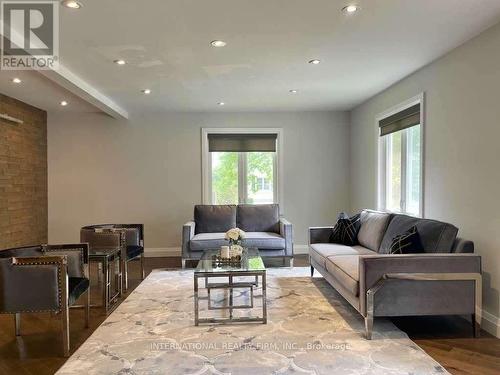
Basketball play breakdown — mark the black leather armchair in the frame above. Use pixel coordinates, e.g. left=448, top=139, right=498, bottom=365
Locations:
left=81, top=224, right=145, bottom=291
left=0, top=243, right=90, bottom=357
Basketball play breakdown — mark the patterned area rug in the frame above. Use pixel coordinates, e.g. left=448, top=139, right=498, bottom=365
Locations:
left=57, top=268, right=448, bottom=375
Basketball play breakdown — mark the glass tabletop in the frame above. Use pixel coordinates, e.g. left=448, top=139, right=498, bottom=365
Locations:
left=195, top=247, right=265, bottom=274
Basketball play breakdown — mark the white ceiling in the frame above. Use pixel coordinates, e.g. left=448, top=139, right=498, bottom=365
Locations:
left=2, top=0, right=500, bottom=115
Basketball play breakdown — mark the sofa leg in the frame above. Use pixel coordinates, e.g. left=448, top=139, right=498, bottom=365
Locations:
left=14, top=313, right=21, bottom=336
left=472, top=313, right=481, bottom=338
left=310, top=265, right=314, bottom=277
left=182, top=259, right=186, bottom=269
left=62, top=303, right=70, bottom=357
left=365, top=316, right=373, bottom=340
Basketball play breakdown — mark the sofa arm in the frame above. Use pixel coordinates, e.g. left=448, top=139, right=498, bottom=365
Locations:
left=0, top=255, right=68, bottom=313
left=359, top=253, right=482, bottom=316
left=308, top=226, right=333, bottom=245
left=452, top=237, right=475, bottom=253
left=279, top=218, right=293, bottom=256
left=182, top=221, right=195, bottom=258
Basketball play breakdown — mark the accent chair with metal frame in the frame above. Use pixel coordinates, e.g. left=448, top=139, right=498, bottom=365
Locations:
left=81, top=224, right=145, bottom=291
left=0, top=243, right=90, bottom=357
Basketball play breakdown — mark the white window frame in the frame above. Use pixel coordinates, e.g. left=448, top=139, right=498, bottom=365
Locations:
left=376, top=93, right=425, bottom=217
left=201, top=128, right=284, bottom=209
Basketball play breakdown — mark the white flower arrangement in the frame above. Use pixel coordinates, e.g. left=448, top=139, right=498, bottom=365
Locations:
left=225, top=228, right=245, bottom=244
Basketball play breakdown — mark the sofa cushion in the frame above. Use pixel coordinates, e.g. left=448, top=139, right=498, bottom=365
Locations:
left=309, top=243, right=375, bottom=268
left=237, top=204, right=280, bottom=233
left=68, top=277, right=89, bottom=306
left=325, top=256, right=359, bottom=296
left=379, top=214, right=459, bottom=254
left=190, top=232, right=285, bottom=251
left=194, top=205, right=236, bottom=234
left=190, top=232, right=227, bottom=251
left=242, top=232, right=285, bottom=249
left=357, top=210, right=393, bottom=252
left=126, top=245, right=144, bottom=260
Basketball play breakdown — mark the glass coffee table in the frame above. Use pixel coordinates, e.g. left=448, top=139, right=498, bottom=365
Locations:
left=194, top=247, right=267, bottom=325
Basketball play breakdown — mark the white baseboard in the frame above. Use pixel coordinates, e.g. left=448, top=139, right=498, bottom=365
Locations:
left=145, top=247, right=181, bottom=257
left=294, top=245, right=309, bottom=255
left=481, top=309, right=500, bottom=338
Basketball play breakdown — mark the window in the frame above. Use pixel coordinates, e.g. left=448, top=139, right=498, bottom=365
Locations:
left=378, top=97, right=423, bottom=217
left=202, top=129, right=282, bottom=206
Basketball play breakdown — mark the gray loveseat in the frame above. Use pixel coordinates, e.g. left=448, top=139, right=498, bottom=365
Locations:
left=309, top=209, right=482, bottom=339
left=182, top=204, right=293, bottom=268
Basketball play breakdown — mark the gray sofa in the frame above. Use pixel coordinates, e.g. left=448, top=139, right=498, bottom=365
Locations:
left=182, top=204, right=293, bottom=267
left=309, top=209, right=482, bottom=339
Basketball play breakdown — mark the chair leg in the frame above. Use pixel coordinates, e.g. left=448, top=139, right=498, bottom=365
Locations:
left=289, top=258, right=294, bottom=268
left=182, top=259, right=186, bottom=269
left=365, top=315, right=373, bottom=340
left=84, top=289, right=90, bottom=328
left=140, top=253, right=145, bottom=280
left=310, top=265, right=314, bottom=277
left=123, top=259, right=128, bottom=292
left=14, top=313, right=21, bottom=336
left=62, top=304, right=70, bottom=357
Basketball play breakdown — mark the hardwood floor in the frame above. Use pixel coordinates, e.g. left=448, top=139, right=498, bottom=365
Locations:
left=0, top=255, right=498, bottom=375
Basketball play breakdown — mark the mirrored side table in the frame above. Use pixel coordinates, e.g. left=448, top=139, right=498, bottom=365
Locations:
left=89, top=247, right=123, bottom=314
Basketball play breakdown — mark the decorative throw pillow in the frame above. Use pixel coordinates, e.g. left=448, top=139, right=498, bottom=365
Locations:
left=389, top=226, right=424, bottom=254
left=330, top=213, right=361, bottom=246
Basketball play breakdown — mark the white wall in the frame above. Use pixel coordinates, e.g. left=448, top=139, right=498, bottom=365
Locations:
left=48, top=111, right=350, bottom=253
left=350, top=22, right=500, bottom=336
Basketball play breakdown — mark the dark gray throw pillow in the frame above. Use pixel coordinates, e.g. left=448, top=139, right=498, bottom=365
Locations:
left=330, top=213, right=361, bottom=246
left=389, top=226, right=424, bottom=254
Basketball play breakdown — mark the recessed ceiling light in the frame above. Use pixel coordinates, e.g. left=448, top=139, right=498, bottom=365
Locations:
left=12, top=77, right=22, bottom=84
left=309, top=59, right=321, bottom=65
left=114, top=59, right=126, bottom=65
left=217, top=102, right=225, bottom=106
left=342, top=5, right=359, bottom=13
left=289, top=89, right=298, bottom=94
left=61, top=0, right=82, bottom=9
left=210, top=40, right=227, bottom=48
left=142, top=89, right=151, bottom=95
left=60, top=101, right=68, bottom=106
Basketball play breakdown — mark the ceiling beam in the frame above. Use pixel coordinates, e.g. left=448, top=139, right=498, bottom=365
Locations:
left=1, top=27, right=129, bottom=120
left=39, top=66, right=129, bottom=119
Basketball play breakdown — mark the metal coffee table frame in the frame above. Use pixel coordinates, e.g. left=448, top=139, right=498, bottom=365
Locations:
left=194, top=248, right=267, bottom=325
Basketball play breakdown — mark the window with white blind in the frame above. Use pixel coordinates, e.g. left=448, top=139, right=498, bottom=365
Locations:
left=202, top=129, right=283, bottom=206
left=377, top=95, right=424, bottom=217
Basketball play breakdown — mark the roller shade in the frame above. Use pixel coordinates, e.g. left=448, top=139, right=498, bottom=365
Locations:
left=379, top=104, right=420, bottom=137
left=208, top=133, right=277, bottom=152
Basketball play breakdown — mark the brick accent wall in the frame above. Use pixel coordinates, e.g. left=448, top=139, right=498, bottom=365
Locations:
left=0, top=93, right=47, bottom=249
